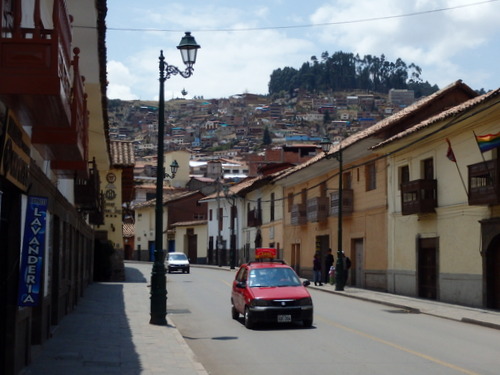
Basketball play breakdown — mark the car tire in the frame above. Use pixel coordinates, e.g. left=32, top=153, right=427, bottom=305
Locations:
left=303, top=319, right=313, bottom=328
left=231, top=305, right=239, bottom=320
left=168, top=268, right=172, bottom=274
left=187, top=268, right=190, bottom=274
left=244, top=307, right=254, bottom=329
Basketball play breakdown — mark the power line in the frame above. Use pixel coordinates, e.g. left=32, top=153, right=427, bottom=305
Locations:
left=77, top=0, right=499, bottom=33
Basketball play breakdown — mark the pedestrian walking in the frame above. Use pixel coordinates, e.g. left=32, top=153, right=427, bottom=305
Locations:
left=313, top=253, right=323, bottom=286
left=343, top=252, right=352, bottom=285
left=324, top=248, right=334, bottom=283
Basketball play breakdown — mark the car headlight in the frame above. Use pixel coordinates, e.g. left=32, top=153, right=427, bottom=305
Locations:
left=298, top=297, right=313, bottom=306
left=250, top=299, right=272, bottom=307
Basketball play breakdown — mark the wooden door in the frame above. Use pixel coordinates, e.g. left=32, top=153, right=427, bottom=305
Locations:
left=418, top=238, right=438, bottom=300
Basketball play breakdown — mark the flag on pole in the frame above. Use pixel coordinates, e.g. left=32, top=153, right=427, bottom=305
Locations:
left=475, top=131, right=500, bottom=153
left=446, top=138, right=456, bottom=162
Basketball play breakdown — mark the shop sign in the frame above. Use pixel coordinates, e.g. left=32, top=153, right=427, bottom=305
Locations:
left=18, top=196, right=48, bottom=307
left=255, top=247, right=277, bottom=259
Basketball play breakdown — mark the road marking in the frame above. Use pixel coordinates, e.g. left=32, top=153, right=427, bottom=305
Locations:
left=317, top=316, right=480, bottom=375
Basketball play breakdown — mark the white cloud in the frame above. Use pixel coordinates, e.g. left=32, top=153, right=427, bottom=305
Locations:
left=107, top=61, right=139, bottom=100
left=106, top=0, right=500, bottom=99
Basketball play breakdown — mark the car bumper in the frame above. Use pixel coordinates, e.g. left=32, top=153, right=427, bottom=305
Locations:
left=168, top=265, right=189, bottom=271
left=248, top=306, right=313, bottom=323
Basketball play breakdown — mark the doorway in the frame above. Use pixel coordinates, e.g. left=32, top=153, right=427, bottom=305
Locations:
left=315, top=235, right=330, bottom=283
left=486, top=235, right=500, bottom=309
left=352, top=239, right=364, bottom=287
left=186, top=228, right=197, bottom=263
left=418, top=237, right=438, bottom=300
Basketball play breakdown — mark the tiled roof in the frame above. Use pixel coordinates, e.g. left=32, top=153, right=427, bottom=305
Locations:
left=273, top=80, right=477, bottom=181
left=199, top=167, right=293, bottom=201
left=170, top=220, right=208, bottom=227
left=122, top=223, right=135, bottom=237
left=372, top=88, right=500, bottom=149
left=132, top=189, right=190, bottom=209
left=110, top=141, right=135, bottom=167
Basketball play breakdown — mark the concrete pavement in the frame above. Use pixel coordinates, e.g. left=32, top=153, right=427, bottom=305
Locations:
left=21, top=262, right=500, bottom=374
left=307, top=280, right=500, bottom=331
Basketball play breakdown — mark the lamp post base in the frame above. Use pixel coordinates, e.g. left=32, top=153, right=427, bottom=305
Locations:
left=150, top=263, right=167, bottom=325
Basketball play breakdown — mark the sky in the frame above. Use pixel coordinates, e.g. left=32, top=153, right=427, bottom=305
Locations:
left=103, top=0, right=500, bottom=101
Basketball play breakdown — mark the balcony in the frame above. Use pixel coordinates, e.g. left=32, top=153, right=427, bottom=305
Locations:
left=36, top=48, right=89, bottom=176
left=74, top=159, right=104, bottom=225
left=330, top=189, right=354, bottom=216
left=0, top=0, right=72, bottom=127
left=401, top=179, right=437, bottom=215
left=468, top=159, right=500, bottom=205
left=291, top=203, right=307, bottom=226
left=307, top=197, right=329, bottom=222
left=0, top=0, right=87, bottom=171
left=247, top=208, right=262, bottom=227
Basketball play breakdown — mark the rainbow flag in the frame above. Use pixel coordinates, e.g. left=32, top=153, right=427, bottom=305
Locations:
left=476, top=131, right=500, bottom=153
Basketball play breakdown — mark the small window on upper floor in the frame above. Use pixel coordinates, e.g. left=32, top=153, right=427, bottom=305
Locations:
left=399, top=165, right=410, bottom=190
left=422, top=158, right=434, bottom=180
left=365, top=162, right=376, bottom=191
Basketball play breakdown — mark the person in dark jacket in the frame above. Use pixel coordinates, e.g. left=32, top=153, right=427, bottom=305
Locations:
left=313, top=253, right=323, bottom=286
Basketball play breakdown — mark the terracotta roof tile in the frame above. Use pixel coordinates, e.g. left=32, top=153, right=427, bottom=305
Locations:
left=372, top=88, right=500, bottom=149
left=110, top=141, right=135, bottom=167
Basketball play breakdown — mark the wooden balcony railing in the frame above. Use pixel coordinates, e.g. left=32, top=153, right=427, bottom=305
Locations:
left=307, top=197, right=329, bottom=222
left=468, top=159, right=500, bottom=205
left=74, top=159, right=104, bottom=225
left=291, top=203, right=307, bottom=226
left=330, top=189, right=354, bottom=216
left=0, top=0, right=73, bottom=129
left=401, top=179, right=437, bottom=215
left=47, top=48, right=89, bottom=176
left=247, top=208, right=262, bottom=227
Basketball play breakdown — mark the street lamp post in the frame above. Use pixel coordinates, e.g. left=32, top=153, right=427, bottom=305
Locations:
left=223, top=185, right=237, bottom=269
left=320, top=137, right=345, bottom=291
left=150, top=32, right=200, bottom=326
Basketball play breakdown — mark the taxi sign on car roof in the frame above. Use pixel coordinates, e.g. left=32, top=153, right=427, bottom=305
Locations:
left=255, top=247, right=277, bottom=259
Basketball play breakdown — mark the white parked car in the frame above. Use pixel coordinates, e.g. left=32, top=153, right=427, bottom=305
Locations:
left=166, top=252, right=190, bottom=274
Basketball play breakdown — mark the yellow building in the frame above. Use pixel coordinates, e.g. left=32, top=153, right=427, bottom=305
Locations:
left=373, top=88, right=500, bottom=308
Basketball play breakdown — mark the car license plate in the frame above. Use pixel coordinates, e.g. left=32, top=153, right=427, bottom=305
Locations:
left=277, top=314, right=291, bottom=323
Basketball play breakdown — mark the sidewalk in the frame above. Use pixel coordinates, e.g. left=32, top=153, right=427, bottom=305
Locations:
left=21, top=263, right=500, bottom=375
left=22, top=262, right=208, bottom=375
left=307, top=280, right=500, bottom=330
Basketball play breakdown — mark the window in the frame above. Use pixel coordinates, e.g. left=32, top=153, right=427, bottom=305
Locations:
left=288, top=193, right=293, bottom=213
left=209, top=209, right=213, bottom=221
left=270, top=193, right=275, bottom=221
left=343, top=172, right=352, bottom=189
left=399, top=165, right=409, bottom=190
left=366, top=162, right=376, bottom=191
left=301, top=188, right=307, bottom=204
left=218, top=208, right=223, bottom=230
left=422, top=158, right=434, bottom=180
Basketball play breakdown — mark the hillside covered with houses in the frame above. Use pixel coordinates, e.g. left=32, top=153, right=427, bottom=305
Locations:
left=110, top=80, right=500, bottom=312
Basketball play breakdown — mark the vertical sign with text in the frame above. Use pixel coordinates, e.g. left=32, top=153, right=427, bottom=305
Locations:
left=18, top=196, right=48, bottom=307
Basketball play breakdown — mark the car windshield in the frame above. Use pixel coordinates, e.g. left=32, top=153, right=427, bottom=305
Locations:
left=248, top=268, right=301, bottom=287
left=169, top=253, right=187, bottom=261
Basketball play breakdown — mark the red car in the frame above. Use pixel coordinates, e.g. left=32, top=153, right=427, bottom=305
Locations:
left=231, top=260, right=313, bottom=329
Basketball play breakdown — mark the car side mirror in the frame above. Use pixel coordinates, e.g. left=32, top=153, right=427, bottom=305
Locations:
left=236, top=281, right=247, bottom=288
left=303, top=280, right=311, bottom=287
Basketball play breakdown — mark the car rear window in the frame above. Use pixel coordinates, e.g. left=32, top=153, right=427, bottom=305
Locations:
left=169, top=253, right=187, bottom=261
left=248, top=267, right=301, bottom=287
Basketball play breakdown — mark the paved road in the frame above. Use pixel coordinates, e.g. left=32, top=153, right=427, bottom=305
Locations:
left=169, top=266, right=500, bottom=375
left=21, top=261, right=500, bottom=375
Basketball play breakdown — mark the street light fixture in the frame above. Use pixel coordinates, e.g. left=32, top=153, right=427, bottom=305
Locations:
left=150, top=32, right=200, bottom=326
left=320, top=137, right=345, bottom=291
